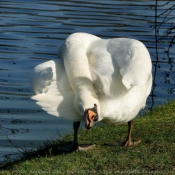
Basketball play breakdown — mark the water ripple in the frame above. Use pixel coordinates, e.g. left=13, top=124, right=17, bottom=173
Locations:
left=0, top=0, right=174, bottom=163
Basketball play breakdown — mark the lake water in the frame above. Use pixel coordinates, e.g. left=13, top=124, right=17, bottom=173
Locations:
left=0, top=0, right=174, bottom=163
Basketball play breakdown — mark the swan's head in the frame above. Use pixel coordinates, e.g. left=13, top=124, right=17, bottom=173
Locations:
left=83, top=104, right=99, bottom=130
left=74, top=90, right=100, bottom=129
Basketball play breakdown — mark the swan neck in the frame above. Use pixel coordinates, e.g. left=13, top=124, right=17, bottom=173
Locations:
left=62, top=33, right=101, bottom=115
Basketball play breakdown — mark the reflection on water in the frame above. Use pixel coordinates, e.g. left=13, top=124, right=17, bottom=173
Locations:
left=0, top=0, right=174, bottom=163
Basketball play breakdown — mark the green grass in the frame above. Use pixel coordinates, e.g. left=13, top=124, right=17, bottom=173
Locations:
left=1, top=101, right=175, bottom=174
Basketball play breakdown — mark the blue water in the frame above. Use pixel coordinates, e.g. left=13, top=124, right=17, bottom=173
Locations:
left=0, top=0, right=174, bottom=163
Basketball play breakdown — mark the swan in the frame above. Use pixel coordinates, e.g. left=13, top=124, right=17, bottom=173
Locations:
left=30, top=32, right=152, bottom=151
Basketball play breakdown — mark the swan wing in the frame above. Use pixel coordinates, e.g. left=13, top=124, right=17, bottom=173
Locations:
left=88, top=38, right=152, bottom=97
left=30, top=60, right=81, bottom=121
left=107, top=38, right=152, bottom=89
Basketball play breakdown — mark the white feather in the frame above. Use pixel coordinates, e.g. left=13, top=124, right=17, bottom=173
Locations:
left=30, top=32, right=152, bottom=124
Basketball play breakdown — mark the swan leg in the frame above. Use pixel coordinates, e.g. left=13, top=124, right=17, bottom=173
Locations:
left=57, top=121, right=95, bottom=152
left=105, top=120, right=141, bottom=147
left=71, top=121, right=80, bottom=150
left=123, top=120, right=141, bottom=147
left=56, top=122, right=79, bottom=152
left=73, top=121, right=96, bottom=151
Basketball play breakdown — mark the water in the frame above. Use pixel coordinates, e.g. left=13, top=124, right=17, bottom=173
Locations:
left=0, top=0, right=174, bottom=163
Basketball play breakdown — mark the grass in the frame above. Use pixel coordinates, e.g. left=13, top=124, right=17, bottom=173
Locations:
left=1, top=101, right=175, bottom=174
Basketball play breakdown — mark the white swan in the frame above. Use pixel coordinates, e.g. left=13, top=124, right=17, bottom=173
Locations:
left=30, top=32, right=152, bottom=150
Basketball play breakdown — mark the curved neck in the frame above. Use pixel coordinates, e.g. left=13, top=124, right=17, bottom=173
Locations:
left=62, top=33, right=101, bottom=115
left=63, top=33, right=99, bottom=88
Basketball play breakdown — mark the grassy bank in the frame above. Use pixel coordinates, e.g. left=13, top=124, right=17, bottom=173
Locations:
left=1, top=101, right=175, bottom=174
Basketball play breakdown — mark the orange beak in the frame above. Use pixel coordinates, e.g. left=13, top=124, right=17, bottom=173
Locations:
left=88, top=110, right=97, bottom=122
left=85, top=109, right=97, bottom=129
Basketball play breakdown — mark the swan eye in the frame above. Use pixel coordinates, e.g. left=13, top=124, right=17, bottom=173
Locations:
left=94, top=114, right=98, bottom=121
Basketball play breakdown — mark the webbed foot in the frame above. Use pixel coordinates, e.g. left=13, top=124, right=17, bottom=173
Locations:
left=123, top=139, right=141, bottom=147
left=57, top=143, right=95, bottom=152
left=105, top=139, right=141, bottom=147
